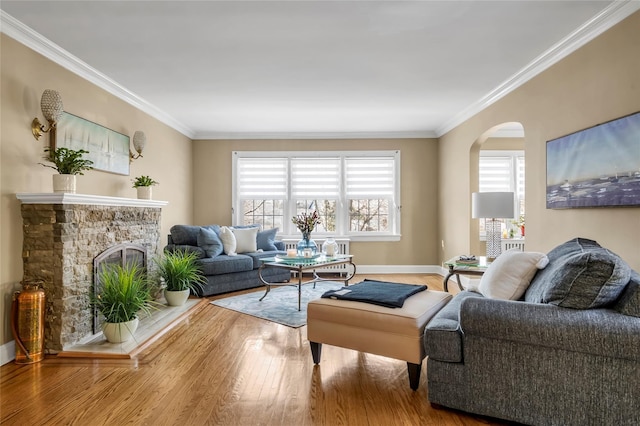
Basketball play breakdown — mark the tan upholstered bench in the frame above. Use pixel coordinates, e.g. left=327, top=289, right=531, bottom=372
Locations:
left=307, top=289, right=452, bottom=390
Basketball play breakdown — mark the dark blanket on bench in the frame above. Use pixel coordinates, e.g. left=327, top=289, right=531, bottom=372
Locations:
left=321, top=279, right=427, bottom=308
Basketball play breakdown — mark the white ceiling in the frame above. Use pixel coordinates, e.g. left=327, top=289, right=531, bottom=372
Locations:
left=1, top=1, right=638, bottom=139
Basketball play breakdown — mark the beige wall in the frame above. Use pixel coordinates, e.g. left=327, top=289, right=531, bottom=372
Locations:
left=192, top=138, right=439, bottom=266
left=0, top=35, right=194, bottom=347
left=439, top=11, right=640, bottom=271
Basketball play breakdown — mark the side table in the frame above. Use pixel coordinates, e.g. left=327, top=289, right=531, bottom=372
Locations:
left=443, top=256, right=490, bottom=292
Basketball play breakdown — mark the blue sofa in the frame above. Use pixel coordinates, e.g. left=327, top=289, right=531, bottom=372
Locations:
left=424, top=238, right=640, bottom=425
left=164, top=225, right=290, bottom=297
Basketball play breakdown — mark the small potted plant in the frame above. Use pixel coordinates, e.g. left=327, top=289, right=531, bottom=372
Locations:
left=132, top=175, right=159, bottom=200
left=91, top=262, right=158, bottom=343
left=40, top=147, right=93, bottom=193
left=154, top=250, right=206, bottom=306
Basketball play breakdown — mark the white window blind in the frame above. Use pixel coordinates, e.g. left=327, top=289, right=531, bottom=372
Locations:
left=345, top=157, right=395, bottom=198
left=479, top=156, right=512, bottom=192
left=291, top=158, right=340, bottom=199
left=237, top=158, right=287, bottom=199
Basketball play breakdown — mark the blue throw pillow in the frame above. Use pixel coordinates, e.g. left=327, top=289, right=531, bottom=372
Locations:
left=615, top=271, right=640, bottom=318
left=257, top=228, right=279, bottom=251
left=197, top=227, right=224, bottom=258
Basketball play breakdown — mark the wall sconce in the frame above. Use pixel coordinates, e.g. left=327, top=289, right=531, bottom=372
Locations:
left=130, top=131, right=146, bottom=161
left=32, top=89, right=64, bottom=141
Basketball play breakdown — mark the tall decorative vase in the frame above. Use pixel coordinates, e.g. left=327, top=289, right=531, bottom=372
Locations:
left=137, top=186, right=152, bottom=200
left=52, top=174, right=76, bottom=193
left=297, top=232, right=318, bottom=256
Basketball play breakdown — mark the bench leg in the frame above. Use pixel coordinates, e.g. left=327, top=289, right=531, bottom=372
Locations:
left=407, top=362, right=421, bottom=391
left=310, top=342, right=322, bottom=364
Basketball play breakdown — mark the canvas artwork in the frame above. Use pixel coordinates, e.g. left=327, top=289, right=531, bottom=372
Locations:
left=546, top=111, right=640, bottom=209
left=55, top=112, right=130, bottom=175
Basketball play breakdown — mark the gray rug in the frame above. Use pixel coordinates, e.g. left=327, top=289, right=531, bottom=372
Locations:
left=210, top=281, right=344, bottom=328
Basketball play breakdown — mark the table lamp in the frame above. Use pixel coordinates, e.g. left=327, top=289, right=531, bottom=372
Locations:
left=472, top=192, right=515, bottom=259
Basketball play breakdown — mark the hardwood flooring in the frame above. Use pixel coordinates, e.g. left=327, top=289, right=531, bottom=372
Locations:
left=1, top=274, right=508, bottom=425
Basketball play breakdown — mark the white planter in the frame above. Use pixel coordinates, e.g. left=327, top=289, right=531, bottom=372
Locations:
left=102, top=318, right=139, bottom=343
left=164, top=289, right=190, bottom=306
left=52, top=174, right=76, bottom=193
left=136, top=186, right=152, bottom=200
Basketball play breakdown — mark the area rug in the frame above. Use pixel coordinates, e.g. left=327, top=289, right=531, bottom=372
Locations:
left=210, top=281, right=345, bottom=328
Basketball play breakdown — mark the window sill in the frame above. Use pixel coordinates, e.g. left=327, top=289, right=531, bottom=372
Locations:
left=279, top=234, right=400, bottom=243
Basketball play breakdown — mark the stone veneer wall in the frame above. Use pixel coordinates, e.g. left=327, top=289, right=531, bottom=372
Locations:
left=21, top=203, right=162, bottom=352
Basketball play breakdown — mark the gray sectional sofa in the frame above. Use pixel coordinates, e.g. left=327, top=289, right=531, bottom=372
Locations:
left=164, top=224, right=290, bottom=297
left=424, top=238, right=640, bottom=426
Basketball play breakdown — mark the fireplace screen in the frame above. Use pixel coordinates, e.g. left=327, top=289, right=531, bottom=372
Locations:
left=93, top=243, right=147, bottom=334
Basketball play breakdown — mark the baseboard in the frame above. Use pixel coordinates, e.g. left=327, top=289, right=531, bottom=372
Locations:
left=356, top=265, right=444, bottom=274
left=1, top=340, right=15, bottom=366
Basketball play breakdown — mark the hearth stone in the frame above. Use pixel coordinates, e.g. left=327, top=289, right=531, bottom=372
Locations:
left=17, top=195, right=167, bottom=352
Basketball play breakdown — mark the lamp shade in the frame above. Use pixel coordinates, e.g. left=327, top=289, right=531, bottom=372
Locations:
left=472, top=192, right=515, bottom=219
left=40, top=89, right=64, bottom=122
left=132, top=131, right=146, bottom=154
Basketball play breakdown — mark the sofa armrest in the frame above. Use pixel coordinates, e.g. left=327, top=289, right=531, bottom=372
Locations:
left=459, top=297, right=640, bottom=361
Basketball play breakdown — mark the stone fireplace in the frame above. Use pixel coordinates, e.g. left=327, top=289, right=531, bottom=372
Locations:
left=16, top=193, right=168, bottom=352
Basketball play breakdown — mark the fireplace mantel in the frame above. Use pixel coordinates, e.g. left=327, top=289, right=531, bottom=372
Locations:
left=16, top=193, right=168, bottom=208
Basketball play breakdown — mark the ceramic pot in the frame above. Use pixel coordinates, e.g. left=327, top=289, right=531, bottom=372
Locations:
left=137, top=186, right=152, bottom=200
left=52, top=174, right=76, bottom=193
left=102, top=317, right=139, bottom=343
left=164, top=289, right=190, bottom=306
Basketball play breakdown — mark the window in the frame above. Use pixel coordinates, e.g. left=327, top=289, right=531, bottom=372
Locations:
left=233, top=151, right=400, bottom=240
left=479, top=150, right=525, bottom=237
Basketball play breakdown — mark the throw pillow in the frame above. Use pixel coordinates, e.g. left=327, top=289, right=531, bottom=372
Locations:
left=257, top=228, right=279, bottom=251
left=614, top=270, right=640, bottom=318
left=219, top=226, right=237, bottom=256
left=232, top=227, right=259, bottom=253
left=524, top=238, right=631, bottom=309
left=197, top=227, right=223, bottom=258
left=478, top=249, right=549, bottom=300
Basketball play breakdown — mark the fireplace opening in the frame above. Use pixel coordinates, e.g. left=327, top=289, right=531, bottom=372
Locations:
left=93, top=243, right=147, bottom=334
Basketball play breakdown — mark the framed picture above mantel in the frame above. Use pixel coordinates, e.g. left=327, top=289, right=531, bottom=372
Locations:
left=55, top=112, right=130, bottom=175
left=546, top=111, right=640, bottom=209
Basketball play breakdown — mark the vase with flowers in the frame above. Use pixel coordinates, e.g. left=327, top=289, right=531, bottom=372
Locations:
left=292, top=211, right=321, bottom=256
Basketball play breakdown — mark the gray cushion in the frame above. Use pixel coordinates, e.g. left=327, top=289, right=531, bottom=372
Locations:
left=257, top=228, right=279, bottom=251
left=525, top=238, right=631, bottom=309
left=170, top=224, right=220, bottom=246
left=615, top=270, right=640, bottom=318
left=197, top=227, right=223, bottom=258
left=244, top=250, right=285, bottom=269
left=164, top=244, right=206, bottom=259
left=197, top=255, right=253, bottom=275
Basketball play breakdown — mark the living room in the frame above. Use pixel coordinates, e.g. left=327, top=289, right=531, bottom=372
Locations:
left=1, top=2, right=639, bottom=424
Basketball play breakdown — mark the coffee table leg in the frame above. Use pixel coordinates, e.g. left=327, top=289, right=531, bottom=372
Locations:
left=258, top=264, right=271, bottom=302
left=297, top=270, right=303, bottom=311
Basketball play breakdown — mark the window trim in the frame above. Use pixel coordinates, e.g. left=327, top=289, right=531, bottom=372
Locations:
left=233, top=150, right=401, bottom=241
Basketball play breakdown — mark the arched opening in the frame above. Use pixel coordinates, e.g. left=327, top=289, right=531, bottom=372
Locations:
left=469, top=122, right=525, bottom=257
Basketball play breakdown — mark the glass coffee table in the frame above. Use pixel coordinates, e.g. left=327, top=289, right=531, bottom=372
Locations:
left=258, top=254, right=356, bottom=311
left=443, top=256, right=490, bottom=292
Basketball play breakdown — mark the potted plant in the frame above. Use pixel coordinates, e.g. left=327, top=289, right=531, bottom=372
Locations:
left=40, top=147, right=93, bottom=193
left=92, top=262, right=158, bottom=343
left=132, top=175, right=159, bottom=200
left=154, top=250, right=206, bottom=306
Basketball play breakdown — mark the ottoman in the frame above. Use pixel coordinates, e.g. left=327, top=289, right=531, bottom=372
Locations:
left=307, top=289, right=452, bottom=390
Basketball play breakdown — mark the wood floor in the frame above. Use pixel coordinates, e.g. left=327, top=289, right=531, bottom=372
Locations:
left=1, top=274, right=508, bottom=425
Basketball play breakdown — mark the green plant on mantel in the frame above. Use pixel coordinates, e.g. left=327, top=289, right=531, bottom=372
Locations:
left=154, top=250, right=206, bottom=293
left=40, top=147, right=93, bottom=175
left=91, top=262, right=159, bottom=324
left=132, top=175, right=159, bottom=188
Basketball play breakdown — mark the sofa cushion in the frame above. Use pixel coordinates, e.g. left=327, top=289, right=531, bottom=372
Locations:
left=165, top=244, right=206, bottom=259
left=257, top=228, right=279, bottom=251
left=424, top=291, right=484, bottom=362
left=169, top=225, right=201, bottom=246
left=245, top=250, right=286, bottom=269
left=232, top=227, right=259, bottom=253
left=614, top=270, right=640, bottom=318
left=197, top=254, right=253, bottom=275
left=197, top=227, right=223, bottom=258
left=219, top=226, right=237, bottom=256
left=525, top=238, right=631, bottom=309
left=479, top=249, right=549, bottom=300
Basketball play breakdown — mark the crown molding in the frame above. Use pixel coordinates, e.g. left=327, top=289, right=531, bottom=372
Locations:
left=0, top=11, right=195, bottom=139
left=435, top=1, right=640, bottom=137
left=194, top=130, right=438, bottom=140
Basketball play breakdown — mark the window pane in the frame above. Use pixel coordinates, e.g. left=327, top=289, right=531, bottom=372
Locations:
left=242, top=199, right=284, bottom=229
left=348, top=199, right=389, bottom=232
left=294, top=200, right=336, bottom=232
